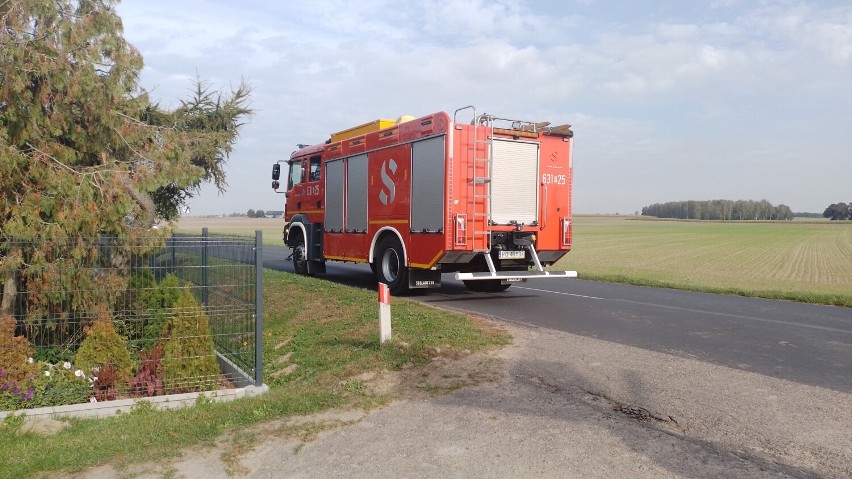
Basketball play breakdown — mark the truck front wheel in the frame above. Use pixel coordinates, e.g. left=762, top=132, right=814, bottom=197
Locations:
left=375, top=235, right=409, bottom=295
left=291, top=233, right=309, bottom=275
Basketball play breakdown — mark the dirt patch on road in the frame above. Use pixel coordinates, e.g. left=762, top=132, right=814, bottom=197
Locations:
left=350, top=348, right=506, bottom=399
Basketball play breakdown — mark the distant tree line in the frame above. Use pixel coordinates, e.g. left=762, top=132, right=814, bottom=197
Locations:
left=641, top=200, right=793, bottom=221
left=823, top=202, right=852, bottom=221
left=246, top=209, right=266, bottom=218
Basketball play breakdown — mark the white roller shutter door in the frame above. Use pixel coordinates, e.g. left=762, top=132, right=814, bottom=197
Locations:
left=491, top=140, right=539, bottom=225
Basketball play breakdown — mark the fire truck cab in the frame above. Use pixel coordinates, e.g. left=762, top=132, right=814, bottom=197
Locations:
left=272, top=106, right=577, bottom=295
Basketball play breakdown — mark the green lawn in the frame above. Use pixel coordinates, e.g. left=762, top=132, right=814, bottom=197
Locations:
left=557, top=216, right=852, bottom=306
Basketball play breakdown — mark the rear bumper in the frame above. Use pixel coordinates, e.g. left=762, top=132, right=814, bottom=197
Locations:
left=455, top=270, right=577, bottom=281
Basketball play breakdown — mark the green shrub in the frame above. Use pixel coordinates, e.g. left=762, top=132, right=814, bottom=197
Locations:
left=128, top=269, right=159, bottom=310
left=75, top=314, right=133, bottom=384
left=161, top=288, right=219, bottom=393
left=114, top=269, right=160, bottom=342
left=140, top=273, right=182, bottom=348
left=33, top=346, right=73, bottom=365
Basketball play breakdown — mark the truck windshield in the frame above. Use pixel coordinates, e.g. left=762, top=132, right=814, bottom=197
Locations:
left=288, top=160, right=304, bottom=190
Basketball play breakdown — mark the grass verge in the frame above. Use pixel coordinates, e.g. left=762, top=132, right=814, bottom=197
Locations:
left=576, top=272, right=852, bottom=308
left=0, top=270, right=509, bottom=478
left=558, top=216, right=852, bottom=308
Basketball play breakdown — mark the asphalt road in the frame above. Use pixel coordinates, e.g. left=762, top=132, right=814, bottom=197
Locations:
left=262, top=245, right=852, bottom=394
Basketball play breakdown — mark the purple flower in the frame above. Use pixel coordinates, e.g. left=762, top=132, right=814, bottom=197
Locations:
left=1, top=382, right=7, bottom=390
left=12, top=385, right=20, bottom=394
left=24, top=388, right=34, bottom=401
left=0, top=370, right=5, bottom=377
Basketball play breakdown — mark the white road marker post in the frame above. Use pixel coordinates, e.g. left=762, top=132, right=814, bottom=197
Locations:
left=378, top=282, right=392, bottom=344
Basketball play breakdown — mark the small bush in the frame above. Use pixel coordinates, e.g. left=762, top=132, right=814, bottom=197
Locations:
left=75, top=312, right=132, bottom=383
left=92, top=361, right=120, bottom=402
left=128, top=269, right=159, bottom=312
left=141, top=273, right=182, bottom=348
left=129, top=342, right=165, bottom=397
left=114, top=269, right=159, bottom=342
left=161, top=288, right=219, bottom=393
left=0, top=315, right=37, bottom=388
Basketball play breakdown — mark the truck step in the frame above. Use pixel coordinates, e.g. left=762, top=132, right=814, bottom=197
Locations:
left=455, top=270, right=578, bottom=281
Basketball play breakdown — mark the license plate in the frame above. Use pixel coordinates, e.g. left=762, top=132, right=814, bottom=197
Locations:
left=498, top=250, right=526, bottom=259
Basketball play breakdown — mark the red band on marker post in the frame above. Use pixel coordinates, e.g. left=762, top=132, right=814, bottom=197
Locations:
left=378, top=282, right=390, bottom=304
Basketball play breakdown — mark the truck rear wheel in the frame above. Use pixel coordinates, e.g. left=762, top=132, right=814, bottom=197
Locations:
left=375, top=235, right=409, bottom=295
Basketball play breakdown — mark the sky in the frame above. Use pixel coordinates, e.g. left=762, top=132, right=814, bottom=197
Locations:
left=114, top=0, right=852, bottom=215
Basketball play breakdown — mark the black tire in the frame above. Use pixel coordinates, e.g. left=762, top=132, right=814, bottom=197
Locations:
left=291, top=232, right=309, bottom=275
left=463, top=279, right=512, bottom=292
left=461, top=254, right=513, bottom=292
left=374, top=235, right=409, bottom=295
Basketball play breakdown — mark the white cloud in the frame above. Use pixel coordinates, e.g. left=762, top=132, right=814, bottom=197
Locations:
left=116, top=1, right=852, bottom=215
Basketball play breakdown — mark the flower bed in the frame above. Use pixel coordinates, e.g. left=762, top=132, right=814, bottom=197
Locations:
left=1, top=275, right=229, bottom=413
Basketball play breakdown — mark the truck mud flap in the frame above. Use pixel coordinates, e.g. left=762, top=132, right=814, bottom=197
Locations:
left=306, top=260, right=326, bottom=275
left=409, top=269, right=442, bottom=289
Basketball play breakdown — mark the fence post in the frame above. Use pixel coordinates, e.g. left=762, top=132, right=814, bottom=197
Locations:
left=170, top=232, right=176, bottom=274
left=254, top=230, right=264, bottom=387
left=201, top=227, right=209, bottom=309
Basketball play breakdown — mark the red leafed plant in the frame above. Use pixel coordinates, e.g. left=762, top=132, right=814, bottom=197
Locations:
left=129, top=343, right=165, bottom=397
left=93, top=361, right=120, bottom=402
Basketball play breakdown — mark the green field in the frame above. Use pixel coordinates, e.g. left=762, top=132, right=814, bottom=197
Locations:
left=176, top=217, right=287, bottom=247
left=178, top=215, right=852, bottom=306
left=557, top=216, right=852, bottom=306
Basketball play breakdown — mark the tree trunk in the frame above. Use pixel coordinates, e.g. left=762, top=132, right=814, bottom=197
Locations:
left=0, top=272, right=15, bottom=317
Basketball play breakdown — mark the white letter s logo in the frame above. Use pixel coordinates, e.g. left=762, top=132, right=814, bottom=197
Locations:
left=379, top=158, right=397, bottom=205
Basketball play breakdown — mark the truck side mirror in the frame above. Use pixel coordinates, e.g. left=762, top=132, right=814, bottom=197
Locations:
left=272, top=163, right=280, bottom=180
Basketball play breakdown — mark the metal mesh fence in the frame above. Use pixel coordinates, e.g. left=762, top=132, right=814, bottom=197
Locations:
left=0, top=230, right=260, bottom=406
left=166, top=232, right=259, bottom=379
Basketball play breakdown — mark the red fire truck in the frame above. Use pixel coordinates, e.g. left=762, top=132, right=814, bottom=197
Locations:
left=272, top=106, right=577, bottom=295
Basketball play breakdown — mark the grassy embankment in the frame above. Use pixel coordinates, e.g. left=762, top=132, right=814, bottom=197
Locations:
left=559, top=215, right=852, bottom=307
left=0, top=271, right=509, bottom=477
